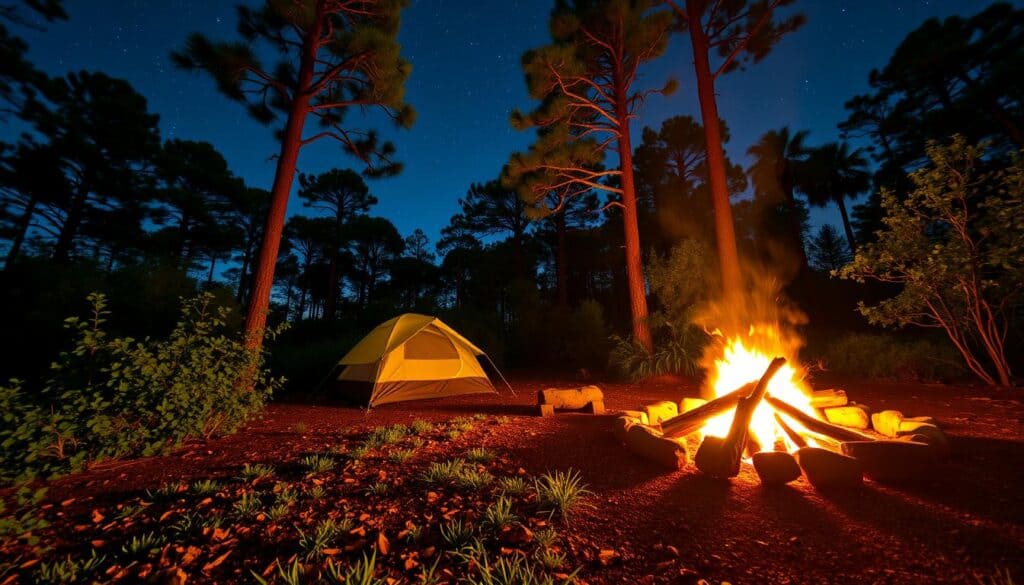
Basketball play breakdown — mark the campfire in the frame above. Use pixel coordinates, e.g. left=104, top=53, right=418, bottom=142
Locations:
left=611, top=324, right=951, bottom=489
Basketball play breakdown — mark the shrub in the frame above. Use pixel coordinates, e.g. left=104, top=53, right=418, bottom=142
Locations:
left=821, top=333, right=965, bottom=382
left=0, top=293, right=284, bottom=484
left=608, top=321, right=706, bottom=381
left=410, top=419, right=434, bottom=434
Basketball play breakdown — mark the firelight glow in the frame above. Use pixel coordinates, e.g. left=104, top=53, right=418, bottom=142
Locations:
left=701, top=325, right=820, bottom=451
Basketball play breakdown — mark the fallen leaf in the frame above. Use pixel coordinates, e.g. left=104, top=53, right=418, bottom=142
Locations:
left=211, top=527, right=230, bottom=541
left=91, top=510, right=105, bottom=523
left=377, top=532, right=390, bottom=555
left=201, top=550, right=231, bottom=573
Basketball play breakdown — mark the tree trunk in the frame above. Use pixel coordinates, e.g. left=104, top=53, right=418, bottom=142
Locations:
left=324, top=251, right=339, bottom=320
left=242, top=20, right=320, bottom=351
left=616, top=121, right=653, bottom=351
left=835, top=197, right=857, bottom=253
left=52, top=185, right=88, bottom=263
left=555, top=211, right=568, bottom=308
left=4, top=194, right=37, bottom=270
left=687, top=0, right=743, bottom=300
left=207, top=254, right=216, bottom=286
left=237, top=232, right=254, bottom=303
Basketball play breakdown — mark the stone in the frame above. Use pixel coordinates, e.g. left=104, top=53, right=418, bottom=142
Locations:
left=623, top=424, right=688, bottom=470
left=840, top=440, right=938, bottom=483
left=643, top=400, right=679, bottom=426
left=871, top=410, right=904, bottom=437
left=823, top=405, right=871, bottom=429
left=794, top=447, right=863, bottom=489
left=752, top=451, right=801, bottom=486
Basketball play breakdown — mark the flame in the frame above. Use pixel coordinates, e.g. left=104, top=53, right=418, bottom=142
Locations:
left=700, top=324, right=820, bottom=451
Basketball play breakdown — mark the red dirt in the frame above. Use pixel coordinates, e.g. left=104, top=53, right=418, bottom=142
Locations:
left=7, top=376, right=1024, bottom=584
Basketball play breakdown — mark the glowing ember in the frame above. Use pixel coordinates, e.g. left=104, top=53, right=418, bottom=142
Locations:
left=701, top=325, right=821, bottom=451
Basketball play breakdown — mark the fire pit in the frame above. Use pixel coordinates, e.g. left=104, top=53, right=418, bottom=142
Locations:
left=614, top=332, right=950, bottom=488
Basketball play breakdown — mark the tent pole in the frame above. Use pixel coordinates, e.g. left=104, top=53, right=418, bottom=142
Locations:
left=483, top=354, right=516, bottom=396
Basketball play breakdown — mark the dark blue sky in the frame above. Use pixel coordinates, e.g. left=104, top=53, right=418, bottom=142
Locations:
left=9, top=0, right=998, bottom=245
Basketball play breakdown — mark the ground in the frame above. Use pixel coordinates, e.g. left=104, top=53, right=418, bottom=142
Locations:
left=2, top=376, right=1023, bottom=584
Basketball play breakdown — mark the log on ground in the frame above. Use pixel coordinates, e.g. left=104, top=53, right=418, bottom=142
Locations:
left=660, top=382, right=756, bottom=438
left=621, top=424, right=688, bottom=470
left=824, top=404, right=871, bottom=429
left=840, top=440, right=938, bottom=483
left=538, top=386, right=604, bottom=410
left=810, top=389, right=848, bottom=409
left=643, top=401, right=679, bottom=426
left=794, top=447, right=863, bottom=490
left=752, top=451, right=801, bottom=486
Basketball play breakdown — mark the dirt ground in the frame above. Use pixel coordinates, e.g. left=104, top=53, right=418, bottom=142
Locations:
left=5, top=375, right=1024, bottom=584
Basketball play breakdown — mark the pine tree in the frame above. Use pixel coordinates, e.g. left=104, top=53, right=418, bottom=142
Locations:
left=806, top=224, right=849, bottom=273
left=173, top=0, right=414, bottom=350
left=664, top=0, right=804, bottom=299
left=506, top=0, right=676, bottom=351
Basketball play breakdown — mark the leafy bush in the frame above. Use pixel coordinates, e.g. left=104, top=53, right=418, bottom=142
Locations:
left=821, top=333, right=966, bottom=382
left=0, top=293, right=284, bottom=484
left=608, top=321, right=707, bottom=381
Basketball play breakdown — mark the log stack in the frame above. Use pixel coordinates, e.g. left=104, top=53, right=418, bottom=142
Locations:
left=607, top=358, right=949, bottom=492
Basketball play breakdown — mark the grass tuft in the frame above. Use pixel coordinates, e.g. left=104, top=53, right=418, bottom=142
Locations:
left=535, top=469, right=592, bottom=519
left=239, top=463, right=275, bottom=481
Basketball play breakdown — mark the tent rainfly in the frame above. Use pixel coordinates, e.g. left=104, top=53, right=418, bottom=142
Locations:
left=328, top=313, right=511, bottom=407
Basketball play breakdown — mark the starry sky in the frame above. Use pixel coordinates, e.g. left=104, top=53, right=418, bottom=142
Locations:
left=7, top=0, right=1000, bottom=246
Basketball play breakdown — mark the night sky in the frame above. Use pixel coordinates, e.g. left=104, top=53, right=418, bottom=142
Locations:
left=7, top=0, right=997, bottom=246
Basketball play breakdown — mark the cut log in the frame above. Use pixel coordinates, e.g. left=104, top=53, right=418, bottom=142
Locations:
left=660, top=382, right=756, bottom=438
left=538, top=386, right=604, bottom=410
left=823, top=404, right=871, bottom=429
left=695, top=358, right=786, bottom=479
left=587, top=400, right=606, bottom=415
left=904, top=415, right=938, bottom=426
left=810, top=389, right=848, bottom=409
left=870, top=410, right=904, bottom=437
left=752, top=451, right=801, bottom=486
left=622, top=424, right=688, bottom=470
left=766, top=395, right=875, bottom=443
left=794, top=447, right=862, bottom=489
left=643, top=401, right=679, bottom=426
left=840, top=440, right=938, bottom=483
left=680, top=397, right=707, bottom=413
left=538, top=404, right=555, bottom=417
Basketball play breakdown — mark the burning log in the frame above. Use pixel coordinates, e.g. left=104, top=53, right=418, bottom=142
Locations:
left=659, top=382, right=757, bottom=438
left=694, top=357, right=787, bottom=479
left=823, top=404, right=871, bottom=429
left=537, top=386, right=604, bottom=416
left=774, top=413, right=807, bottom=449
left=870, top=410, right=904, bottom=437
left=765, top=395, right=875, bottom=443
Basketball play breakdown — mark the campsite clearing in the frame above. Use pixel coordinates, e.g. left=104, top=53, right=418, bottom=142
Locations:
left=3, top=377, right=1023, bottom=584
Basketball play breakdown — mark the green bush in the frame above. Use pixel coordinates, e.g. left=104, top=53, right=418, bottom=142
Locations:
left=608, top=321, right=707, bottom=381
left=0, top=292, right=284, bottom=484
left=820, top=333, right=965, bottom=382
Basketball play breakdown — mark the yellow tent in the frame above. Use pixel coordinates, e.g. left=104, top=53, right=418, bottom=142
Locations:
left=329, top=314, right=511, bottom=407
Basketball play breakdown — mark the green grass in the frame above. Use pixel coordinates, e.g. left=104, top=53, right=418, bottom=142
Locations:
left=251, top=559, right=304, bottom=585
left=421, top=458, right=468, bottom=485
left=232, top=492, right=262, bottom=517
left=35, top=551, right=105, bottom=583
left=266, top=503, right=290, bottom=522
left=300, top=453, right=335, bottom=473
left=497, top=476, right=530, bottom=496
left=307, top=485, right=326, bottom=500
left=146, top=482, right=182, bottom=500
left=439, top=519, right=476, bottom=549
left=120, top=532, right=164, bottom=557
left=495, top=416, right=511, bottom=425
left=239, top=463, right=275, bottom=481
left=275, top=484, right=298, bottom=505
left=465, top=447, right=497, bottom=464
left=368, top=424, right=408, bottom=446
left=533, top=527, right=559, bottom=549
left=365, top=481, right=390, bottom=496
left=410, top=419, right=434, bottom=434
left=190, top=479, right=223, bottom=495
left=298, top=518, right=341, bottom=560
left=325, top=551, right=384, bottom=585
left=533, top=547, right=567, bottom=571
left=482, top=496, right=516, bottom=530
left=389, top=448, right=417, bottom=463
left=349, top=443, right=373, bottom=461
left=535, top=469, right=592, bottom=519
left=457, top=468, right=494, bottom=491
